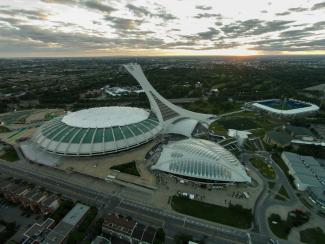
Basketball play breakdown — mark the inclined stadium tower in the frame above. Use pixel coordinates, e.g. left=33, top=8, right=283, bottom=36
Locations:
left=33, top=64, right=216, bottom=156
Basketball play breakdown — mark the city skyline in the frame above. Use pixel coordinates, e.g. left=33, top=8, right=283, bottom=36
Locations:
left=0, top=0, right=325, bottom=57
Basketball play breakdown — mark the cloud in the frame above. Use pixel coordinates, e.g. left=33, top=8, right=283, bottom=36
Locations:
left=126, top=3, right=176, bottom=21
left=279, top=29, right=312, bottom=38
left=288, top=7, right=308, bottom=12
left=126, top=3, right=151, bottom=17
left=195, top=5, right=212, bottom=11
left=41, top=0, right=116, bottom=15
left=221, top=19, right=294, bottom=37
left=0, top=20, right=166, bottom=53
left=154, top=12, right=177, bottom=21
left=311, top=2, right=325, bottom=10
left=194, top=13, right=222, bottom=19
left=104, top=16, right=143, bottom=30
left=197, top=27, right=219, bottom=40
left=41, top=0, right=77, bottom=5
left=0, top=16, right=23, bottom=25
left=0, top=8, right=51, bottom=20
left=84, top=1, right=116, bottom=14
left=275, top=11, right=291, bottom=16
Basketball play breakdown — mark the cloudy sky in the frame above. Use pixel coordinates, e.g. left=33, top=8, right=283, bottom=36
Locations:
left=0, top=0, right=325, bottom=57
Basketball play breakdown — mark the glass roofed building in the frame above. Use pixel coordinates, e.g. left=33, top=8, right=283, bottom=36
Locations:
left=151, top=139, right=251, bottom=184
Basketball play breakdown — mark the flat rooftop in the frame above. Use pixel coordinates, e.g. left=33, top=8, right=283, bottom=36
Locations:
left=61, top=203, right=90, bottom=226
left=282, top=151, right=325, bottom=188
left=46, top=203, right=90, bottom=243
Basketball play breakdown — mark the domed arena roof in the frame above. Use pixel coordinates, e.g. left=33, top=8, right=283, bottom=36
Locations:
left=151, top=139, right=251, bottom=183
left=33, top=107, right=162, bottom=156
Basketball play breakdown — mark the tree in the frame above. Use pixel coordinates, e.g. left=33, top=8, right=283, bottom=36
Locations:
left=154, top=228, right=165, bottom=244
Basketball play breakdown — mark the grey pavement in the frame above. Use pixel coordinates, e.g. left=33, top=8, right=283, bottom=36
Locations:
left=0, top=159, right=271, bottom=244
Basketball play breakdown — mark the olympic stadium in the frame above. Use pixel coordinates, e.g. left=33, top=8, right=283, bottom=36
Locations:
left=28, top=63, right=250, bottom=184
left=32, top=63, right=215, bottom=156
left=33, top=107, right=162, bottom=155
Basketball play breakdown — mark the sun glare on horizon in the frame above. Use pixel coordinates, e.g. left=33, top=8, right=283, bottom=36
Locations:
left=0, top=0, right=324, bottom=57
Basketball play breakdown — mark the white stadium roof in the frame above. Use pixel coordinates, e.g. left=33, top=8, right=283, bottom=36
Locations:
left=33, top=106, right=162, bottom=156
left=252, top=100, right=319, bottom=116
left=62, top=107, right=149, bottom=128
left=151, top=139, right=251, bottom=183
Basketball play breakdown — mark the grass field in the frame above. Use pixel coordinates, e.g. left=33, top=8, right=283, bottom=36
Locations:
left=250, top=157, right=276, bottom=180
left=209, top=121, right=226, bottom=133
left=268, top=214, right=290, bottom=239
left=218, top=117, right=258, bottom=130
left=0, top=126, right=10, bottom=133
left=171, top=196, right=252, bottom=229
left=269, top=211, right=310, bottom=240
left=110, top=161, right=140, bottom=176
left=0, top=147, right=19, bottom=162
left=300, top=227, right=325, bottom=244
left=274, top=186, right=289, bottom=201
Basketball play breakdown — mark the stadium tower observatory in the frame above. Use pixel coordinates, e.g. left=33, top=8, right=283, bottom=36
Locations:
left=124, top=64, right=216, bottom=137
left=32, top=64, right=217, bottom=156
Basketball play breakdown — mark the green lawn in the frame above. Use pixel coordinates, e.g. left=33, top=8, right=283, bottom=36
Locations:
left=300, top=227, right=325, bottom=244
left=275, top=186, right=289, bottom=201
left=250, top=157, right=276, bottom=180
left=218, top=117, right=258, bottom=130
left=0, top=126, right=10, bottom=133
left=268, top=214, right=290, bottom=239
left=171, top=196, right=252, bottom=229
left=110, top=161, right=140, bottom=176
left=269, top=210, right=310, bottom=240
left=0, top=147, right=19, bottom=162
left=209, top=121, right=226, bottom=133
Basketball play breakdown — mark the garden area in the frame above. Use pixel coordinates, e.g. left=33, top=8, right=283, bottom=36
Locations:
left=217, top=117, right=258, bottom=130
left=171, top=196, right=252, bottom=229
left=110, top=161, right=140, bottom=176
left=0, top=126, right=10, bottom=133
left=250, top=157, right=276, bottom=180
left=300, top=227, right=325, bottom=244
left=0, top=147, right=19, bottom=162
left=274, top=185, right=289, bottom=201
left=268, top=210, right=310, bottom=239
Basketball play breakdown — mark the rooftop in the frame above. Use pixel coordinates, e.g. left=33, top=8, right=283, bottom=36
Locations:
left=285, top=125, right=314, bottom=137
left=103, top=213, right=136, bottom=235
left=46, top=203, right=90, bottom=243
left=282, top=151, right=325, bottom=188
left=266, top=130, right=292, bottom=146
left=152, top=139, right=251, bottom=183
left=62, top=107, right=149, bottom=128
left=61, top=203, right=90, bottom=226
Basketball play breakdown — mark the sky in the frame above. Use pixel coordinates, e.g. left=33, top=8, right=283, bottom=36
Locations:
left=0, top=0, right=325, bottom=57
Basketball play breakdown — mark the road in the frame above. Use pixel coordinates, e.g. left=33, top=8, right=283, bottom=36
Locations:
left=242, top=151, right=298, bottom=244
left=0, top=159, right=271, bottom=244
